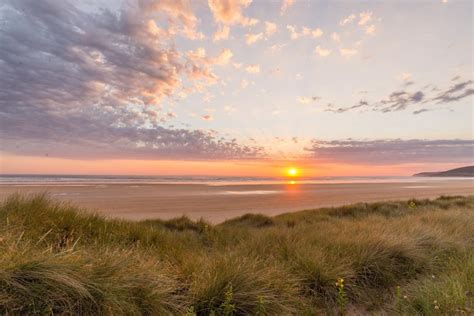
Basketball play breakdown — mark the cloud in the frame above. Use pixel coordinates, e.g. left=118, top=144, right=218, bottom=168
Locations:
left=288, top=25, right=323, bottom=39
left=304, top=139, right=474, bottom=164
left=139, top=0, right=204, bottom=40
left=208, top=0, right=258, bottom=26
left=325, top=78, right=473, bottom=113
left=326, top=100, right=369, bottom=113
left=331, top=32, right=341, bottom=43
left=224, top=105, right=236, bottom=114
left=240, top=79, right=249, bottom=88
left=264, top=21, right=277, bottom=36
left=0, top=0, right=264, bottom=160
left=340, top=48, right=358, bottom=57
left=186, top=47, right=227, bottom=83
left=413, top=108, right=431, bottom=115
left=379, top=91, right=425, bottom=111
left=302, top=27, right=323, bottom=38
left=314, top=45, right=332, bottom=57
left=202, top=92, right=215, bottom=103
left=267, top=43, right=287, bottom=54
left=213, top=25, right=230, bottom=41
left=341, top=11, right=378, bottom=35
left=340, top=14, right=356, bottom=26
left=297, top=96, right=312, bottom=104
left=359, top=11, right=373, bottom=26
left=213, top=48, right=234, bottom=65
left=365, top=24, right=376, bottom=35
left=280, top=0, right=294, bottom=15
left=286, top=25, right=300, bottom=39
left=245, top=32, right=264, bottom=44
left=245, top=64, right=261, bottom=74
left=432, top=80, right=474, bottom=104
left=397, top=72, right=413, bottom=81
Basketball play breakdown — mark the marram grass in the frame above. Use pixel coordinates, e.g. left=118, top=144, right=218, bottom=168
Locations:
left=0, top=193, right=473, bottom=315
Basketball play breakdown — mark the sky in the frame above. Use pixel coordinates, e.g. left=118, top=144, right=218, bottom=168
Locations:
left=0, top=0, right=473, bottom=177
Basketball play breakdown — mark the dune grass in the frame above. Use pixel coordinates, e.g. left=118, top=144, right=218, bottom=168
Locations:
left=0, top=194, right=473, bottom=315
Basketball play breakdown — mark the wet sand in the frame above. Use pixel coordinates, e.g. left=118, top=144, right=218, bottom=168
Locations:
left=0, top=180, right=472, bottom=223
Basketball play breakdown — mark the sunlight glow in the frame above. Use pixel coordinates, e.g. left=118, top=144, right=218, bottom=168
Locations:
left=286, top=167, right=300, bottom=177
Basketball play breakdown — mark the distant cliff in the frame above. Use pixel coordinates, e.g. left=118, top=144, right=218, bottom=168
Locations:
left=414, top=166, right=474, bottom=177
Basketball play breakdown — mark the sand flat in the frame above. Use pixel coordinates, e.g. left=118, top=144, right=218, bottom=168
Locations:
left=0, top=180, right=472, bottom=223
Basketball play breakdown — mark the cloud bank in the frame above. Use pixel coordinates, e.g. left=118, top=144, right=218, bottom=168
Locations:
left=0, top=0, right=263, bottom=160
left=305, top=139, right=474, bottom=164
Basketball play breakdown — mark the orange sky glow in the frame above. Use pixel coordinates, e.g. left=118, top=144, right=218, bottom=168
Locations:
left=1, top=154, right=466, bottom=177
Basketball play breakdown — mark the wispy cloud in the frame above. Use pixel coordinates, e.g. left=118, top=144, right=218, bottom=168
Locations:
left=432, top=80, right=474, bottom=104
left=326, top=79, right=473, bottom=114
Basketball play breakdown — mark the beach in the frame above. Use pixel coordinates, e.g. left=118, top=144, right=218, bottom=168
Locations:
left=1, top=178, right=472, bottom=223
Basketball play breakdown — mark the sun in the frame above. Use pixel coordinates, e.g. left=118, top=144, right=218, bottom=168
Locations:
left=286, top=167, right=300, bottom=177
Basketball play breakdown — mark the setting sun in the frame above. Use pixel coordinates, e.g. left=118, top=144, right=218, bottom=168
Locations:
left=286, top=167, right=300, bottom=177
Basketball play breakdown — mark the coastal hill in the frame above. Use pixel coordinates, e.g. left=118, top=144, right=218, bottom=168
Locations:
left=414, top=165, right=474, bottom=177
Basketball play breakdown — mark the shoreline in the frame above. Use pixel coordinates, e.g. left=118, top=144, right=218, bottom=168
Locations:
left=1, top=179, right=473, bottom=223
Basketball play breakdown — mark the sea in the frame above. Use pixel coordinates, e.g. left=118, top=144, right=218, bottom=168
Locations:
left=0, top=174, right=470, bottom=186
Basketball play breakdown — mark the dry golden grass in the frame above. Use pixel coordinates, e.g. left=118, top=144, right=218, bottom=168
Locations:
left=0, top=194, right=473, bottom=315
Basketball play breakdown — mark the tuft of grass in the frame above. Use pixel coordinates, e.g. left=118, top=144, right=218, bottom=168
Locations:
left=220, top=213, right=274, bottom=228
left=396, top=253, right=474, bottom=315
left=142, top=216, right=211, bottom=233
left=0, top=193, right=473, bottom=314
left=188, top=255, right=301, bottom=315
left=0, top=244, right=187, bottom=315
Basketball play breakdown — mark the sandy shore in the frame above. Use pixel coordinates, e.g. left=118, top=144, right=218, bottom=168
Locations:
left=1, top=179, right=473, bottom=223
